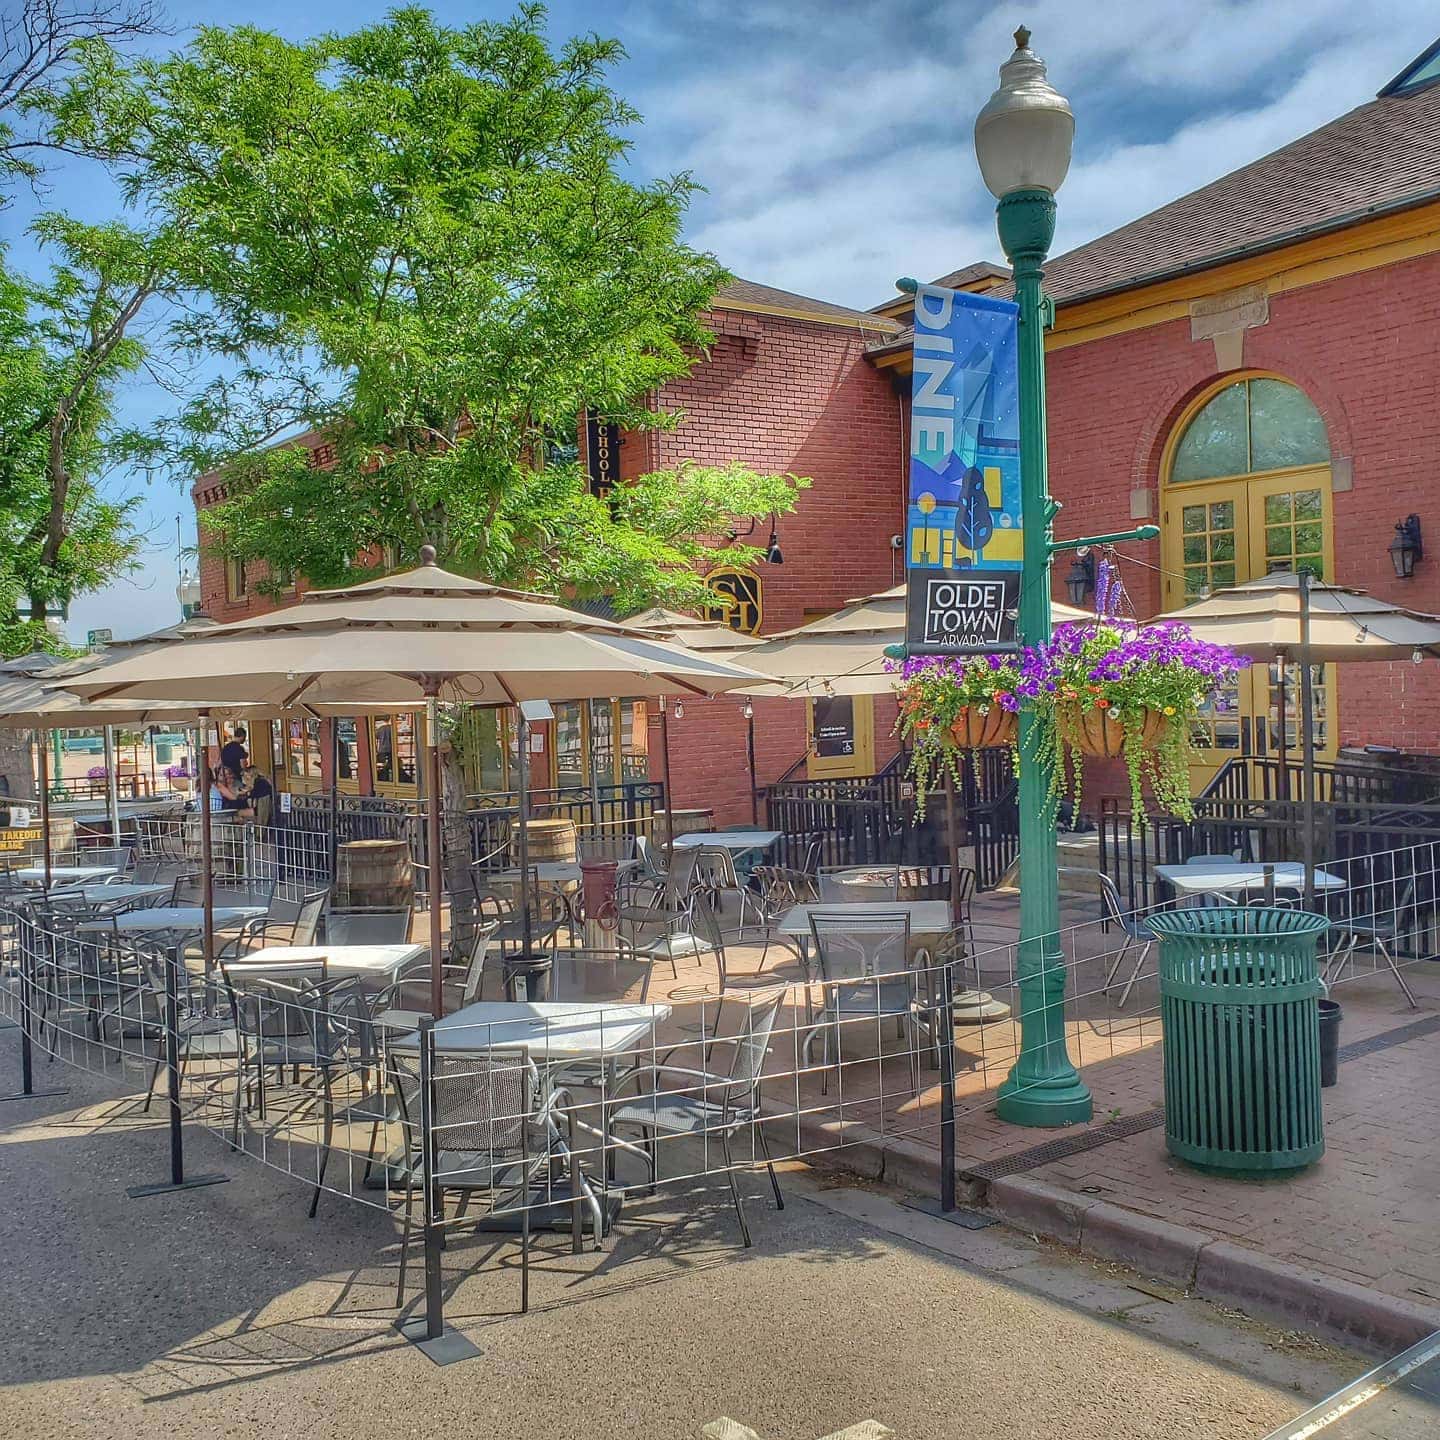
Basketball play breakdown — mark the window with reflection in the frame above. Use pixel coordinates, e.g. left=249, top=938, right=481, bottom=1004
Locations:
left=1171, top=378, right=1329, bottom=483
left=286, top=718, right=322, bottom=781
left=554, top=702, right=585, bottom=789
left=371, top=712, right=418, bottom=790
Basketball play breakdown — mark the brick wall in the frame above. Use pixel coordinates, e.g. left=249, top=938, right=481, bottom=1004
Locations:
left=622, top=306, right=905, bottom=820
left=1045, top=248, right=1440, bottom=772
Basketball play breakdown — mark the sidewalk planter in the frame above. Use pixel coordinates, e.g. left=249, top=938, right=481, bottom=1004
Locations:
left=1146, top=906, right=1329, bottom=1175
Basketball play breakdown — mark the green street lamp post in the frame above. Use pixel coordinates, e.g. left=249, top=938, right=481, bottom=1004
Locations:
left=975, top=29, right=1157, bottom=1126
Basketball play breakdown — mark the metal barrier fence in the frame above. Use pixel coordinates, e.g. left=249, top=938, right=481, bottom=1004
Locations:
left=2, top=840, right=1434, bottom=1358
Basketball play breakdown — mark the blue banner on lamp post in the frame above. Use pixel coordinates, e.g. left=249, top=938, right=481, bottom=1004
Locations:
left=904, top=284, right=1023, bottom=654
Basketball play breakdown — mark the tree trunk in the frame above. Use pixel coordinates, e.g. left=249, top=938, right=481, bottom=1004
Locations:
left=438, top=732, right=474, bottom=960
left=0, top=732, right=35, bottom=805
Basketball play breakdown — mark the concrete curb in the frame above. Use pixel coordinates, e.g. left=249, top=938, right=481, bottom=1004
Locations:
left=789, top=1111, right=1440, bottom=1356
left=987, top=1174, right=1440, bottom=1356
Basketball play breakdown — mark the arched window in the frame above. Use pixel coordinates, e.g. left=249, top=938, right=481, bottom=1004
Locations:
left=1170, top=377, right=1329, bottom=484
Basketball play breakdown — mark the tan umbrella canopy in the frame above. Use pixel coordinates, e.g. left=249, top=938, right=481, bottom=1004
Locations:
left=744, top=582, right=1090, bottom=695
left=66, top=563, right=767, bottom=708
left=1161, top=571, right=1440, bottom=662
left=624, top=605, right=765, bottom=658
left=1161, top=571, right=1440, bottom=903
left=63, top=551, right=768, bottom=1016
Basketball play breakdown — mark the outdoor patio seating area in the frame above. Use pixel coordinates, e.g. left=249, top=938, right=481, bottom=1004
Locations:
left=5, top=819, right=1437, bottom=1338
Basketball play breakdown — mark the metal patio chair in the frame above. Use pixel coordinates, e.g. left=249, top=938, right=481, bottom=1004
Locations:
left=610, top=986, right=786, bottom=1248
left=1326, top=877, right=1420, bottom=1009
left=222, top=963, right=364, bottom=1217
left=387, top=1044, right=597, bottom=1313
left=1097, top=872, right=1154, bottom=1009
left=324, top=906, right=414, bottom=945
left=806, top=910, right=926, bottom=1095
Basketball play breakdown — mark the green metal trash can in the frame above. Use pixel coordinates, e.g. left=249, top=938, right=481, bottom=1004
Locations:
left=1145, top=906, right=1329, bottom=1174
left=155, top=740, right=173, bottom=764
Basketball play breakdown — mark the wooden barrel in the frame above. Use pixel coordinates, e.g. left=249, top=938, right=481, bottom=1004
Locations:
left=652, top=808, right=714, bottom=840
left=509, top=817, right=577, bottom=863
left=336, top=838, right=414, bottom=909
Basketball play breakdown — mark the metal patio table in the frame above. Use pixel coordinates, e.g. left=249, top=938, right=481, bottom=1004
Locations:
left=670, top=830, right=782, bottom=853
left=1155, top=862, right=1344, bottom=902
left=43, top=882, right=173, bottom=909
left=390, top=998, right=672, bottom=1243
left=15, top=864, right=120, bottom=886
left=225, top=941, right=426, bottom=991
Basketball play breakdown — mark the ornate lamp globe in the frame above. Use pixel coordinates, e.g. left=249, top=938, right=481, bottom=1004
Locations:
left=974, top=27, right=1075, bottom=199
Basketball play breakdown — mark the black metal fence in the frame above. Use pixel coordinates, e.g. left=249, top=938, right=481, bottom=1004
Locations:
left=763, top=746, right=1018, bottom=888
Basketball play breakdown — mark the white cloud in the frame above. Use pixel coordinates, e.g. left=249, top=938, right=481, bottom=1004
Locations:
left=622, top=0, right=1440, bottom=307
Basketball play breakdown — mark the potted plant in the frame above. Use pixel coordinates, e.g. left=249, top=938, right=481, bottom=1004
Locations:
left=1029, top=621, right=1247, bottom=824
left=893, top=652, right=1025, bottom=815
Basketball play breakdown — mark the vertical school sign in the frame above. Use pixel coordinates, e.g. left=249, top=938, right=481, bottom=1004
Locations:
left=904, top=284, right=1023, bottom=654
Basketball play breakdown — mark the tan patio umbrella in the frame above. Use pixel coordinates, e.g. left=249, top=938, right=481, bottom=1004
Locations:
left=744, top=582, right=1090, bottom=695
left=626, top=607, right=774, bottom=824
left=0, top=657, right=278, bottom=884
left=1162, top=571, right=1440, bottom=900
left=65, top=550, right=769, bottom=1016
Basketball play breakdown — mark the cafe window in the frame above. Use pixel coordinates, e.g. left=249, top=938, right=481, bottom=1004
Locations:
left=225, top=556, right=247, bottom=602
left=285, top=718, right=323, bottom=788
left=554, top=702, right=586, bottom=790
left=551, top=698, right=649, bottom=789
left=450, top=708, right=518, bottom=796
left=371, top=712, right=418, bottom=792
left=335, top=718, right=359, bottom=793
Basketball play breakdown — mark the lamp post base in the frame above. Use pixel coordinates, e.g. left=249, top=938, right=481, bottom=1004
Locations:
left=994, top=1072, right=1093, bottom=1128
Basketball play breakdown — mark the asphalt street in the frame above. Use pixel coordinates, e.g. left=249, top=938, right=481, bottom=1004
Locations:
left=0, top=1025, right=1374, bottom=1440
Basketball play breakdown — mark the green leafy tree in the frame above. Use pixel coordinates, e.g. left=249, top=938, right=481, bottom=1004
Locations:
left=0, top=218, right=163, bottom=656
left=73, top=6, right=807, bottom=604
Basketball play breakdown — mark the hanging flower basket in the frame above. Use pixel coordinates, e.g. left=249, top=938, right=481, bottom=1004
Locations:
left=948, top=706, right=1019, bottom=750
left=1035, top=621, right=1248, bottom=826
left=890, top=653, right=1027, bottom=816
left=1058, top=703, right=1167, bottom=759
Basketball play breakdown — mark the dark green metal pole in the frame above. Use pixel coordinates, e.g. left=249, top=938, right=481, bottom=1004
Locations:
left=994, top=187, right=1092, bottom=1127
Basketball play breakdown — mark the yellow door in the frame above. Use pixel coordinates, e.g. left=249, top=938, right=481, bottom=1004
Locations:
left=1162, top=465, right=1336, bottom=790
left=805, top=696, right=875, bottom=780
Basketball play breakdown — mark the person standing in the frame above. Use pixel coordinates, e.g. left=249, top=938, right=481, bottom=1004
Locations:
left=220, top=726, right=249, bottom=778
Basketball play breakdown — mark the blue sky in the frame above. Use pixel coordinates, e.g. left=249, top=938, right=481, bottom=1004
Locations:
left=5, top=0, right=1436, bottom=643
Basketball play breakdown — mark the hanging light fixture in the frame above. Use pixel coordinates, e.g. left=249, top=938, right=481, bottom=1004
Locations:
left=1389, top=514, right=1423, bottom=579
left=1063, top=548, right=1095, bottom=607
left=672, top=700, right=684, bottom=720
left=764, top=520, right=784, bottom=565
left=742, top=701, right=754, bottom=720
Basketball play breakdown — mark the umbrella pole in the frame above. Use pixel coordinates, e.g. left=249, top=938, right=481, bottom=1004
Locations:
left=746, top=707, right=758, bottom=827
left=199, top=712, right=215, bottom=1010
left=1298, top=572, right=1317, bottom=908
left=424, top=692, right=445, bottom=1018
left=659, top=703, right=675, bottom=852
left=516, top=713, right=532, bottom=954
left=104, top=725, right=121, bottom=847
left=1275, top=654, right=1289, bottom=809
left=37, top=728, right=52, bottom=889
left=328, top=719, right=339, bottom=889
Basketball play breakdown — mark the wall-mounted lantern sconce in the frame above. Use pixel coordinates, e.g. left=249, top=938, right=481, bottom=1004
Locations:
left=1390, top=514, right=1423, bottom=579
left=1063, top=547, right=1096, bottom=607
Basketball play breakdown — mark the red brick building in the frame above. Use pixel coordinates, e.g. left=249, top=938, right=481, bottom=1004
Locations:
left=870, top=48, right=1440, bottom=789
left=192, top=281, right=907, bottom=819
left=195, top=42, right=1440, bottom=816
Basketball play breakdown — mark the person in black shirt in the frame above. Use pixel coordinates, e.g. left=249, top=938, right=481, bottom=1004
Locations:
left=220, top=727, right=248, bottom=778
